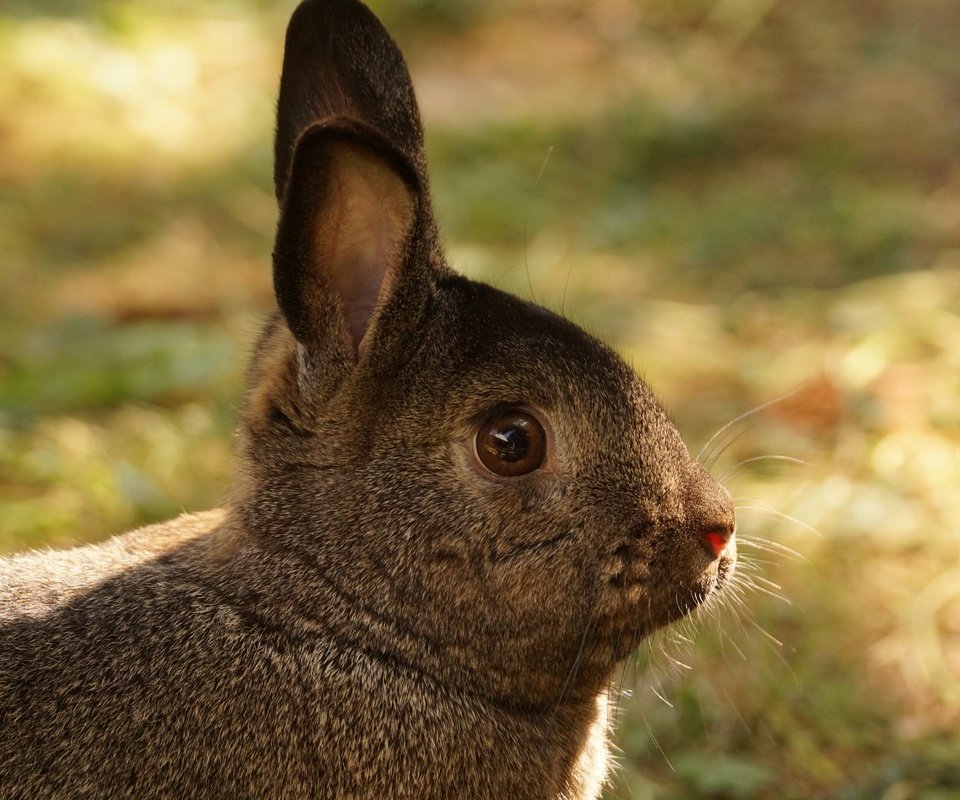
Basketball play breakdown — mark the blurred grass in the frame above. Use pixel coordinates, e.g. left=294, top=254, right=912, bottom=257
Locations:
left=2, top=1, right=959, bottom=797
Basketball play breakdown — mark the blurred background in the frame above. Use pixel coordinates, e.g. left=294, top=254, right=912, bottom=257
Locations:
left=1, top=0, right=958, bottom=797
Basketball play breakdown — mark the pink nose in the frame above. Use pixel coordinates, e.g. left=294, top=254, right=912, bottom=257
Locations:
left=699, top=528, right=732, bottom=559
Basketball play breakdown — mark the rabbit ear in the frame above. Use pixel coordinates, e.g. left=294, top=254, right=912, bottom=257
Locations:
left=273, top=0, right=429, bottom=205
left=272, top=0, right=443, bottom=364
left=273, top=123, right=420, bottom=361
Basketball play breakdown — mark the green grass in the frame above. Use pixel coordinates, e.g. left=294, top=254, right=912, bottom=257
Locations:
left=2, top=1, right=959, bottom=797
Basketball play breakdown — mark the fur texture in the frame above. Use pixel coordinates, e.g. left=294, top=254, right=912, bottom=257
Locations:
left=0, top=1, right=736, bottom=797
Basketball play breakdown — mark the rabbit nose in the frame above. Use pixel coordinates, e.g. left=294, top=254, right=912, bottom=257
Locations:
left=697, top=524, right=734, bottom=559
left=684, top=464, right=736, bottom=559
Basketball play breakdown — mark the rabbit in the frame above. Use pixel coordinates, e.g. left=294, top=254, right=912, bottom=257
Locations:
left=0, top=0, right=737, bottom=798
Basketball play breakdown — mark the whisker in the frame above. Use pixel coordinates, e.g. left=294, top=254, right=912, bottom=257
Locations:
left=712, top=600, right=746, bottom=662
left=660, top=644, right=691, bottom=673
left=749, top=583, right=793, bottom=605
left=696, top=385, right=806, bottom=464
left=751, top=575, right=785, bottom=593
left=724, top=466, right=804, bottom=484
left=560, top=255, right=575, bottom=319
left=736, top=535, right=806, bottom=561
left=725, top=454, right=811, bottom=470
left=650, top=686, right=674, bottom=708
left=551, top=578, right=599, bottom=715
left=719, top=454, right=812, bottom=484
left=703, top=419, right=763, bottom=472
left=736, top=504, right=824, bottom=538
left=533, top=145, right=555, bottom=195
left=695, top=680, right=713, bottom=746
left=726, top=626, right=749, bottom=661
left=521, top=145, right=555, bottom=307
left=743, top=614, right=784, bottom=648
left=744, top=610, right=800, bottom=680
left=639, top=695, right=675, bottom=772
left=718, top=599, right=751, bottom=650
left=716, top=679, right=753, bottom=736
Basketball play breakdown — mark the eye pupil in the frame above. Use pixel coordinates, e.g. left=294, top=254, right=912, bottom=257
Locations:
left=487, top=425, right=530, bottom=463
left=476, top=410, right=546, bottom=477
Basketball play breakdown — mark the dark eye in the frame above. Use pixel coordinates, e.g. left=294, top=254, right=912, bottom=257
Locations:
left=475, top=409, right=546, bottom=477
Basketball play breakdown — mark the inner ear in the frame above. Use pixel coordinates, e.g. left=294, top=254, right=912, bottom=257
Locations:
left=318, top=139, right=416, bottom=356
left=274, top=126, right=418, bottom=362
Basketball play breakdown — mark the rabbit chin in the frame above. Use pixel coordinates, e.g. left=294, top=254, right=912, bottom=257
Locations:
left=595, top=544, right=737, bottom=661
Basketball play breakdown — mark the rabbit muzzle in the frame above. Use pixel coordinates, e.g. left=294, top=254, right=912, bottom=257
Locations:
left=591, top=470, right=737, bottom=655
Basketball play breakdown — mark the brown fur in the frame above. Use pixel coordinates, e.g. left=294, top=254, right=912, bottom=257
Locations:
left=0, top=2, right=736, bottom=797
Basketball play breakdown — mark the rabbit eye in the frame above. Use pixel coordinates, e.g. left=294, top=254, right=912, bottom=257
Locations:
left=475, top=410, right=546, bottom=477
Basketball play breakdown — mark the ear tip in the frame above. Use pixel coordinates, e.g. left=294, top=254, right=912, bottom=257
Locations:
left=287, top=0, right=371, bottom=25
left=284, top=0, right=391, bottom=59
left=274, top=0, right=426, bottom=205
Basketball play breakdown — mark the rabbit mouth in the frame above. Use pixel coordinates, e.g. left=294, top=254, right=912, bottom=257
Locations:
left=598, top=544, right=736, bottom=645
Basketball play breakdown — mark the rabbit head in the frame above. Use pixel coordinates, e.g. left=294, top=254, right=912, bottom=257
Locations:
left=234, top=0, right=736, bottom=712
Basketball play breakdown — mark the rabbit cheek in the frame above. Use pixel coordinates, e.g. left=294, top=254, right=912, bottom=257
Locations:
left=591, top=546, right=656, bottom=635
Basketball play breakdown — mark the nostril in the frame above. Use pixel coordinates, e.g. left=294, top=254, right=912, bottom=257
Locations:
left=698, top=526, right=732, bottom=559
